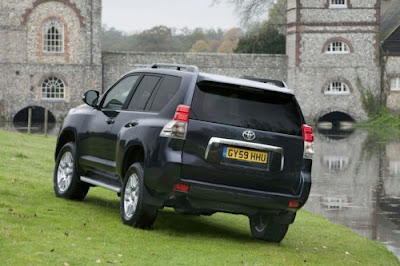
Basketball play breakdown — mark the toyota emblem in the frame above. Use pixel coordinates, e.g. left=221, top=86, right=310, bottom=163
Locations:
left=242, top=131, right=256, bottom=141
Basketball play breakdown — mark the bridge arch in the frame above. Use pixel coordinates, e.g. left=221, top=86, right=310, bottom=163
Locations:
left=13, top=106, right=56, bottom=124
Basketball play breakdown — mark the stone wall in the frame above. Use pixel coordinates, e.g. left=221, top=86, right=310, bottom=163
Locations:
left=286, top=0, right=381, bottom=123
left=0, top=63, right=101, bottom=121
left=102, top=52, right=288, bottom=91
left=385, top=56, right=400, bottom=111
left=0, top=0, right=102, bottom=121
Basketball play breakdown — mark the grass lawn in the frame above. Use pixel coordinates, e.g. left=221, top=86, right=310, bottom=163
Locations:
left=0, top=130, right=398, bottom=265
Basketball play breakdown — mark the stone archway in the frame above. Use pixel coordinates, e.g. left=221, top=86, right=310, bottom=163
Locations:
left=317, top=111, right=356, bottom=140
left=13, top=106, right=56, bottom=134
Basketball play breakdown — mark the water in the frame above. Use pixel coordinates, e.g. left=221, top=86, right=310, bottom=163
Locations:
left=305, top=129, right=400, bottom=261
left=0, top=122, right=399, bottom=260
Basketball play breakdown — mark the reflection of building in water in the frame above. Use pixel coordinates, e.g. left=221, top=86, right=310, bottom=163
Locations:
left=305, top=130, right=380, bottom=239
left=376, top=140, right=400, bottom=259
left=322, top=156, right=350, bottom=171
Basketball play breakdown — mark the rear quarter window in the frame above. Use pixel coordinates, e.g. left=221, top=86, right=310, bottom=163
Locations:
left=148, top=76, right=182, bottom=112
left=190, top=81, right=304, bottom=136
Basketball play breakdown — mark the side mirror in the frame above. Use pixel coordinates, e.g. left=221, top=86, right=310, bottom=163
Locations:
left=82, top=90, right=99, bottom=107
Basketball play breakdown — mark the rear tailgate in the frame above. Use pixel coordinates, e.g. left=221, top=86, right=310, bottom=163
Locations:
left=181, top=81, right=305, bottom=196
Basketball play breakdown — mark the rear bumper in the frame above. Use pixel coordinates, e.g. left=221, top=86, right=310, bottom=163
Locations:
left=179, top=170, right=311, bottom=216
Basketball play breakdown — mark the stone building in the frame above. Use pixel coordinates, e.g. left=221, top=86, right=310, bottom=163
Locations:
left=0, top=0, right=399, bottom=124
left=0, top=0, right=102, bottom=122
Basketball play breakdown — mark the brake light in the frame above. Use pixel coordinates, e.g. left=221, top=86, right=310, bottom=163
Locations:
left=173, top=105, right=190, bottom=122
left=173, top=183, right=190, bottom=193
left=302, top=124, right=314, bottom=159
left=288, top=200, right=301, bottom=208
left=160, top=105, right=190, bottom=140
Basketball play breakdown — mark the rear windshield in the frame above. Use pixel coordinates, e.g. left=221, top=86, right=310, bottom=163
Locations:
left=190, top=81, right=304, bottom=136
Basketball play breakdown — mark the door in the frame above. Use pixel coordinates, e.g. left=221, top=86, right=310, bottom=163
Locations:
left=79, top=74, right=140, bottom=172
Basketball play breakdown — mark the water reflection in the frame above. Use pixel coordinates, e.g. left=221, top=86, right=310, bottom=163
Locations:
left=305, top=129, right=400, bottom=260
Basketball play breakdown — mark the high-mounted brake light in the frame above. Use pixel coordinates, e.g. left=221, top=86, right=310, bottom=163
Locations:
left=160, top=105, right=191, bottom=140
left=302, top=124, right=314, bottom=159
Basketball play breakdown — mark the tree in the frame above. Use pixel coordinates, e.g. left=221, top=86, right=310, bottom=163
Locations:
left=190, top=40, right=211, bottom=53
left=135, top=25, right=175, bottom=52
left=213, top=0, right=275, bottom=25
left=235, top=22, right=285, bottom=54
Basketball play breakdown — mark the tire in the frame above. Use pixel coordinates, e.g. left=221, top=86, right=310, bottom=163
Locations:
left=249, top=215, right=289, bottom=243
left=53, top=142, right=89, bottom=201
left=120, top=163, right=158, bottom=229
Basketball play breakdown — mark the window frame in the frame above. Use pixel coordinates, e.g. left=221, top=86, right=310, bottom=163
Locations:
left=325, top=41, right=350, bottom=54
left=42, top=18, right=64, bottom=54
left=100, top=74, right=141, bottom=111
left=126, top=74, right=162, bottom=111
left=390, top=77, right=400, bottom=91
left=41, top=76, right=65, bottom=100
left=329, top=0, right=347, bottom=9
left=324, top=81, right=351, bottom=95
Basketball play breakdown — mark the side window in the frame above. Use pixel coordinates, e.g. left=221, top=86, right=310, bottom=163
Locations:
left=127, top=75, right=161, bottom=111
left=148, top=76, right=182, bottom=112
left=102, top=75, right=139, bottom=110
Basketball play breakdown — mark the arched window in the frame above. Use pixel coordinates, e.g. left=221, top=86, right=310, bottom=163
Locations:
left=325, top=82, right=350, bottom=95
left=42, top=77, right=65, bottom=99
left=326, top=41, right=350, bottom=54
left=329, top=0, right=347, bottom=8
left=43, top=19, right=64, bottom=53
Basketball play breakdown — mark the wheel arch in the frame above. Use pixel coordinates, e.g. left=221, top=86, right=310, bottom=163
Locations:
left=55, top=128, right=76, bottom=160
left=121, top=144, right=145, bottom=179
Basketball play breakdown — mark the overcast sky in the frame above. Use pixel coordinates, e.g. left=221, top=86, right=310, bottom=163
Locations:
left=102, top=0, right=240, bottom=33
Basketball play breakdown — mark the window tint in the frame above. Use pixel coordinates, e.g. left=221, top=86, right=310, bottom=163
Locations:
left=149, top=76, right=182, bottom=112
left=191, top=81, right=304, bottom=136
left=102, top=75, right=139, bottom=110
left=127, top=75, right=161, bottom=111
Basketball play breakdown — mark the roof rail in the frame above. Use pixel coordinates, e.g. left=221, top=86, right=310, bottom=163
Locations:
left=242, top=76, right=287, bottom=88
left=150, top=63, right=199, bottom=73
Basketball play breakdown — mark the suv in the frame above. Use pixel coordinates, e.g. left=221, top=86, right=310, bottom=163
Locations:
left=54, top=63, right=313, bottom=242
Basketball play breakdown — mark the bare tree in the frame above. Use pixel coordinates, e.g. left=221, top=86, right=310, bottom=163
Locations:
left=213, top=0, right=276, bottom=26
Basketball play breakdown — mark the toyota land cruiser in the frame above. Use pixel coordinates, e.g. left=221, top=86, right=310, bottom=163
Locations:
left=53, top=63, right=313, bottom=242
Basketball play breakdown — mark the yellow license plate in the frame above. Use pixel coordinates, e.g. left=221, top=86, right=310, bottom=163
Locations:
left=223, top=147, right=268, bottom=164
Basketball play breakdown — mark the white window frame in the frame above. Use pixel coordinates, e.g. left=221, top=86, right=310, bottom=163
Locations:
left=390, top=77, right=400, bottom=91
left=42, top=19, right=64, bottom=53
left=330, top=0, right=347, bottom=9
left=325, top=82, right=350, bottom=95
left=42, top=77, right=65, bottom=100
left=326, top=41, right=350, bottom=54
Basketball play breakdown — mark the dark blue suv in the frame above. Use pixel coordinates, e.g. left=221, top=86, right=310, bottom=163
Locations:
left=53, top=63, right=313, bottom=242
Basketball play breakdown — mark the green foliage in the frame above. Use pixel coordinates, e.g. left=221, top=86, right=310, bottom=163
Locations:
left=101, top=25, right=239, bottom=53
left=356, top=77, right=381, bottom=117
left=0, top=130, right=399, bottom=265
left=233, top=0, right=286, bottom=54
left=235, top=23, right=285, bottom=54
left=358, top=108, right=400, bottom=142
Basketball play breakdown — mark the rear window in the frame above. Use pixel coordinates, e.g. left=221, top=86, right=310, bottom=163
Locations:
left=191, top=81, right=304, bottom=136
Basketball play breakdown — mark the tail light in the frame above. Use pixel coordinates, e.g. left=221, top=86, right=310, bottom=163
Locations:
left=302, top=124, right=314, bottom=159
left=160, top=105, right=190, bottom=140
left=173, top=183, right=190, bottom=193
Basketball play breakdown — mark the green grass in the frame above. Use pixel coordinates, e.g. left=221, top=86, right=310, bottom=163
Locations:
left=0, top=130, right=398, bottom=265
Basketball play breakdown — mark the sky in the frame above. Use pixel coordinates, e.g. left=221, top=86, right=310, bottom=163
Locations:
left=102, top=0, right=240, bottom=33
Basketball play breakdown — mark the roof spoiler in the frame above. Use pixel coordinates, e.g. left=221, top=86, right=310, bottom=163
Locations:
left=241, top=76, right=287, bottom=88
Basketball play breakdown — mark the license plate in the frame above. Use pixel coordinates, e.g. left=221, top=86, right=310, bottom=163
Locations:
left=222, top=147, right=268, bottom=164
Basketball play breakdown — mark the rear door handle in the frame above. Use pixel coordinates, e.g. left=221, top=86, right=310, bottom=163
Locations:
left=124, top=121, right=138, bottom=128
